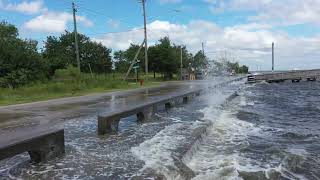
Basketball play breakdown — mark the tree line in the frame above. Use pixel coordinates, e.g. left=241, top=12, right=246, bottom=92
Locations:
left=0, top=21, right=248, bottom=88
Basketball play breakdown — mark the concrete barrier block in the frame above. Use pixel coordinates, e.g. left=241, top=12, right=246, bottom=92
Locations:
left=137, top=107, right=154, bottom=122
left=183, top=96, right=189, bottom=104
left=0, top=128, right=65, bottom=163
left=165, top=102, right=173, bottom=110
left=98, top=116, right=120, bottom=135
left=28, top=130, right=65, bottom=163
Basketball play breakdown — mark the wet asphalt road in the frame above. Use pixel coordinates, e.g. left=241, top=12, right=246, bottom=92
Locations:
left=0, top=80, right=215, bottom=135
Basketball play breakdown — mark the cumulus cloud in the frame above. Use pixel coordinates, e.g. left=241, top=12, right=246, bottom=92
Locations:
left=94, top=20, right=320, bottom=70
left=206, top=0, right=320, bottom=26
left=0, top=0, right=47, bottom=14
left=23, top=12, right=93, bottom=33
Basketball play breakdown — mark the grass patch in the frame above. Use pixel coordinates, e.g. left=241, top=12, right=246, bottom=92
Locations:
left=0, top=72, right=164, bottom=106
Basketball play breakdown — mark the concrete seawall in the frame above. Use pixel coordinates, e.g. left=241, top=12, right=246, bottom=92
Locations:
left=97, top=77, right=244, bottom=135
left=0, top=127, right=65, bottom=163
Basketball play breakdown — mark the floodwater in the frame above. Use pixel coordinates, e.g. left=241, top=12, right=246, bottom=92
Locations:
left=1, top=79, right=319, bottom=179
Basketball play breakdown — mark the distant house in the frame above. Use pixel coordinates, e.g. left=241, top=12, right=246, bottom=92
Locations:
left=181, top=68, right=203, bottom=80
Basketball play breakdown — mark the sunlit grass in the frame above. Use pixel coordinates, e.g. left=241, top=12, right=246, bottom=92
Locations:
left=0, top=73, right=164, bottom=106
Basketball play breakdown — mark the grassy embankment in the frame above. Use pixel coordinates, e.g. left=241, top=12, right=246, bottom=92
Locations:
left=0, top=70, right=167, bottom=106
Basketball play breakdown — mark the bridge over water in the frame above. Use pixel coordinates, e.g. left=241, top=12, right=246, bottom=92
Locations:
left=248, top=69, right=320, bottom=83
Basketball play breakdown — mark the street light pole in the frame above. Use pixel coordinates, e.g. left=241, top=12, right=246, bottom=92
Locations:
left=180, top=46, right=183, bottom=80
left=272, top=42, right=274, bottom=72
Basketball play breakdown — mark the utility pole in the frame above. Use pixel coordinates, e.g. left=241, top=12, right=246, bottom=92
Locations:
left=141, top=0, right=148, bottom=81
left=72, top=1, right=81, bottom=73
left=124, top=39, right=145, bottom=81
left=272, top=42, right=274, bottom=72
left=180, top=46, right=183, bottom=80
left=202, top=42, right=205, bottom=56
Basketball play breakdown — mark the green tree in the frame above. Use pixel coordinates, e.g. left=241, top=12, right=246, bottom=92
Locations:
left=0, top=21, right=47, bottom=88
left=113, top=44, right=145, bottom=73
left=172, top=45, right=193, bottom=71
left=225, top=61, right=249, bottom=74
left=43, top=31, right=112, bottom=75
left=192, top=50, right=209, bottom=71
left=239, top=65, right=249, bottom=73
left=114, top=36, right=207, bottom=80
left=149, top=37, right=179, bottom=79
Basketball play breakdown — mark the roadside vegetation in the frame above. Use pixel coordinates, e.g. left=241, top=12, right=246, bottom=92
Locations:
left=0, top=21, right=248, bottom=105
left=0, top=66, right=164, bottom=105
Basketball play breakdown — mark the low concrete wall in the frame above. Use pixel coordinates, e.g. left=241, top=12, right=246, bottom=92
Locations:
left=97, top=77, right=245, bottom=135
left=0, top=128, right=65, bottom=163
left=98, top=92, right=196, bottom=135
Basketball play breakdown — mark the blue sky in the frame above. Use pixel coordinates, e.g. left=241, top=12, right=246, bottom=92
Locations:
left=1, top=0, right=320, bottom=70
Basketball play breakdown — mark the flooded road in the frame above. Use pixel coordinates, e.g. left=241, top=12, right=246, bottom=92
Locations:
left=0, top=78, right=238, bottom=179
left=2, top=78, right=316, bottom=180
left=0, top=80, right=218, bottom=133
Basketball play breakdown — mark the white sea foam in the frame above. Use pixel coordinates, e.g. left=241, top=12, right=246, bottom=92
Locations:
left=186, top=106, right=261, bottom=180
left=131, top=123, right=194, bottom=180
left=239, top=96, right=255, bottom=106
left=287, top=148, right=308, bottom=156
left=130, top=88, right=238, bottom=179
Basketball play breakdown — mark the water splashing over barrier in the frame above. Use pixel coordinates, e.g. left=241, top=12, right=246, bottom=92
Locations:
left=131, top=83, right=244, bottom=179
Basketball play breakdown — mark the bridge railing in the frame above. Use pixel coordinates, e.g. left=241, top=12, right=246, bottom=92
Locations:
left=253, top=69, right=320, bottom=81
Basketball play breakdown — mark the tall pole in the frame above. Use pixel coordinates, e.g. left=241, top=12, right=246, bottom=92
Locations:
left=72, top=1, right=81, bottom=73
left=142, top=0, right=148, bottom=81
left=180, top=46, right=183, bottom=80
left=124, top=39, right=145, bottom=81
left=202, top=42, right=205, bottom=56
left=272, top=42, right=274, bottom=72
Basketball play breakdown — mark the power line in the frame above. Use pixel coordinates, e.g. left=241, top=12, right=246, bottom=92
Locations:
left=76, top=5, right=136, bottom=28
left=86, top=28, right=144, bottom=36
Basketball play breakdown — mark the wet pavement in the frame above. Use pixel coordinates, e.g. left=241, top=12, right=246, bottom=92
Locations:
left=0, top=80, right=225, bottom=135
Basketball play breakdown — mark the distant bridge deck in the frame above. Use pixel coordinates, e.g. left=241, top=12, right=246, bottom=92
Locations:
left=248, top=69, right=320, bottom=83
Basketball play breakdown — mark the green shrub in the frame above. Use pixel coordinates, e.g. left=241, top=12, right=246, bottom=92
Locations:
left=54, top=66, right=80, bottom=81
left=0, top=22, right=48, bottom=88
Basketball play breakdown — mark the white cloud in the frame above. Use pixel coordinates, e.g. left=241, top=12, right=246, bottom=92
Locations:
left=107, top=19, right=120, bottom=28
left=94, top=20, right=320, bottom=70
left=0, top=0, right=47, bottom=14
left=205, top=0, right=320, bottom=26
left=23, top=12, right=93, bottom=33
